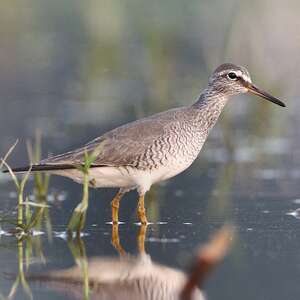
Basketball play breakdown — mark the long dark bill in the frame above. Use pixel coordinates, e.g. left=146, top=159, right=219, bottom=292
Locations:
left=245, top=82, right=286, bottom=107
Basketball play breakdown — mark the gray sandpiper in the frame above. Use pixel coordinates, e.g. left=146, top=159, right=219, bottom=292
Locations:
left=4, top=63, right=286, bottom=224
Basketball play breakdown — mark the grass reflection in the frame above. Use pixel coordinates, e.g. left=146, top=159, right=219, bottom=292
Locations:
left=8, top=239, right=33, bottom=300
left=5, top=232, right=47, bottom=300
left=67, top=236, right=90, bottom=300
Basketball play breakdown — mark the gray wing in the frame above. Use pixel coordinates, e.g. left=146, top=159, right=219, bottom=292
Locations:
left=40, top=107, right=183, bottom=168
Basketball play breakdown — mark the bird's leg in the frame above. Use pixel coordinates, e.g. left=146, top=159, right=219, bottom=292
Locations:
left=137, top=194, right=148, bottom=225
left=111, top=189, right=125, bottom=224
left=137, top=223, right=148, bottom=253
left=111, top=223, right=126, bottom=256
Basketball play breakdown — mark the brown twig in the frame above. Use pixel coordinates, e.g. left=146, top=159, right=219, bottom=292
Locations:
left=180, top=225, right=235, bottom=300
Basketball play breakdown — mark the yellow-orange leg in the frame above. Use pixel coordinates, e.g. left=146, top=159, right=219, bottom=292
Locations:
left=137, top=223, right=148, bottom=253
left=111, top=190, right=125, bottom=224
left=111, top=223, right=126, bottom=255
left=137, top=194, right=148, bottom=225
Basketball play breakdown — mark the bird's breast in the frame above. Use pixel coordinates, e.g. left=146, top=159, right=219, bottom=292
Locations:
left=138, top=128, right=206, bottom=184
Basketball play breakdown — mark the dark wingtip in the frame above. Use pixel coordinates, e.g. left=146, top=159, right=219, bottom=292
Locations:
left=2, top=166, right=31, bottom=173
left=2, top=164, right=76, bottom=173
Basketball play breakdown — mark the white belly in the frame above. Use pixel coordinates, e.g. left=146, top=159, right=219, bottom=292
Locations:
left=148, top=161, right=194, bottom=184
left=53, top=167, right=136, bottom=188
left=52, top=158, right=194, bottom=193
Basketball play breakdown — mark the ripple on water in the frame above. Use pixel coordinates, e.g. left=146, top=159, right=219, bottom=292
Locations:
left=0, top=228, right=12, bottom=236
left=105, top=221, right=126, bottom=225
left=146, top=237, right=181, bottom=243
left=53, top=231, right=89, bottom=239
left=286, top=209, right=300, bottom=219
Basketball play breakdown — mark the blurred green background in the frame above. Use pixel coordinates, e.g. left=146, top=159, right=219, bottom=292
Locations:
left=0, top=0, right=297, bottom=163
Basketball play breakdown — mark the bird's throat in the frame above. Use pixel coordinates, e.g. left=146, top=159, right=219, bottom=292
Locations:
left=193, top=91, right=229, bottom=131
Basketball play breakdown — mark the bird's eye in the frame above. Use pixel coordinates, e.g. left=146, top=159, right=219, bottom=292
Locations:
left=227, top=72, right=237, bottom=80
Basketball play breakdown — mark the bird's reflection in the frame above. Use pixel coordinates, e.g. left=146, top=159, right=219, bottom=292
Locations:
left=27, top=224, right=232, bottom=300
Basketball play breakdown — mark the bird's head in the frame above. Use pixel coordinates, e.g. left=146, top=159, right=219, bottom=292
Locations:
left=208, top=63, right=286, bottom=107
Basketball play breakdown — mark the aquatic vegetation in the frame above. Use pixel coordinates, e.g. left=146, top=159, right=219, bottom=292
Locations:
left=0, top=133, right=103, bottom=236
left=0, top=138, right=50, bottom=298
left=26, top=130, right=51, bottom=201
left=26, top=131, right=53, bottom=241
left=67, top=146, right=103, bottom=234
left=0, top=140, right=49, bottom=238
left=1, top=141, right=32, bottom=229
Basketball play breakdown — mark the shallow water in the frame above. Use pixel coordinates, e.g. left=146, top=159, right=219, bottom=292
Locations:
left=0, top=130, right=299, bottom=299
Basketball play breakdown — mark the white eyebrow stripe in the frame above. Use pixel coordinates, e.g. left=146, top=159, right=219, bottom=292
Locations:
left=236, top=70, right=243, bottom=77
left=219, top=69, right=241, bottom=77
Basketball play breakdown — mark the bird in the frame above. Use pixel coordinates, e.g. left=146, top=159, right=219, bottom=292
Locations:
left=4, top=63, right=286, bottom=225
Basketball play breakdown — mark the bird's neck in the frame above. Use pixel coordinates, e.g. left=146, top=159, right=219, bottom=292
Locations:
left=192, top=87, right=229, bottom=130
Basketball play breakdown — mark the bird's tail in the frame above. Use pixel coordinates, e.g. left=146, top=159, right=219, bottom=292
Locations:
left=2, top=164, right=76, bottom=173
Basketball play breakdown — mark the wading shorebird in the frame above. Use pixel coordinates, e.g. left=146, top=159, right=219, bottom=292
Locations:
left=4, top=63, right=286, bottom=224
